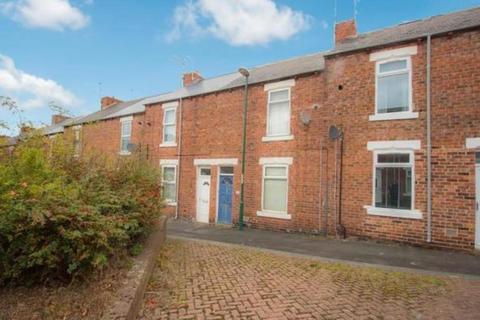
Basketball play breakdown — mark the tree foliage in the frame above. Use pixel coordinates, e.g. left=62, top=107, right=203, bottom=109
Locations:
left=0, top=135, right=163, bottom=285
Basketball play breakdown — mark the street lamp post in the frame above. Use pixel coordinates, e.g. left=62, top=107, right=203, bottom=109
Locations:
left=238, top=67, right=249, bottom=230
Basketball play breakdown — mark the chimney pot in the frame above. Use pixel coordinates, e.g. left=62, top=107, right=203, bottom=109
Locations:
left=182, top=71, right=203, bottom=87
left=101, top=96, right=122, bottom=110
left=335, top=19, right=357, bottom=44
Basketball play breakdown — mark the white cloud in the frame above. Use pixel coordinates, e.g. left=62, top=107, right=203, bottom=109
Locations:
left=0, top=55, right=79, bottom=110
left=166, top=0, right=313, bottom=46
left=1, top=0, right=89, bottom=31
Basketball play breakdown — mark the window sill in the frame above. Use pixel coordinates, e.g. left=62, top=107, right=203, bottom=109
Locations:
left=262, top=135, right=294, bottom=142
left=369, top=112, right=418, bottom=122
left=256, top=210, right=291, bottom=220
left=364, top=205, right=422, bottom=219
left=165, top=201, right=177, bottom=207
left=159, top=142, right=177, bottom=148
left=119, top=151, right=131, bottom=156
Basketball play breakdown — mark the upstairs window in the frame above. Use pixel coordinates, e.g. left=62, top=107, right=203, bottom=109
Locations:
left=162, top=107, right=176, bottom=144
left=120, top=118, right=132, bottom=154
left=267, top=88, right=291, bottom=137
left=374, top=152, right=413, bottom=210
left=376, top=58, right=411, bottom=114
left=73, top=126, right=81, bottom=156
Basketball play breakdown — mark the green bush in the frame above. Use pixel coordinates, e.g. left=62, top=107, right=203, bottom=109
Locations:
left=0, top=135, right=163, bottom=285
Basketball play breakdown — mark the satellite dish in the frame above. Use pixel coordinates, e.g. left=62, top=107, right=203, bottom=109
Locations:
left=300, top=111, right=311, bottom=126
left=329, top=125, right=343, bottom=140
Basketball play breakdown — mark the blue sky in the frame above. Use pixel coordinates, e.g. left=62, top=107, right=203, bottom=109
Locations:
left=1, top=0, right=479, bottom=135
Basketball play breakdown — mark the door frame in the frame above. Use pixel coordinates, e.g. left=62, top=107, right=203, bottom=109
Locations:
left=196, top=166, right=211, bottom=223
left=476, top=160, right=480, bottom=250
left=216, top=166, right=234, bottom=224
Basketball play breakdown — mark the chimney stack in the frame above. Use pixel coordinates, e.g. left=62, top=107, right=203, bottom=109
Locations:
left=20, top=126, right=33, bottom=135
left=182, top=71, right=203, bottom=87
left=51, top=114, right=71, bottom=125
left=335, top=19, right=357, bottom=44
left=101, top=96, right=122, bottom=110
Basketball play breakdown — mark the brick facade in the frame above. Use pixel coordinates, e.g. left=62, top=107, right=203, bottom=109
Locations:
left=61, top=24, right=479, bottom=251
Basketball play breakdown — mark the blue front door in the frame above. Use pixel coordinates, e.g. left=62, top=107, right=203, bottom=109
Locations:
left=217, top=174, right=233, bottom=224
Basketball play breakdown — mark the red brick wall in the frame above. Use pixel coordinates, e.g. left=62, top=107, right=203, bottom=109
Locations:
left=322, top=29, right=480, bottom=250
left=142, top=102, right=180, bottom=217
left=64, top=115, right=145, bottom=157
left=60, top=28, right=479, bottom=251
left=429, top=30, right=480, bottom=249
left=145, top=73, right=327, bottom=232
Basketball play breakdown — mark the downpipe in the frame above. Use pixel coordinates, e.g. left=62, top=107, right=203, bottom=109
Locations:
left=336, top=136, right=346, bottom=238
left=426, top=34, right=432, bottom=242
left=175, top=97, right=183, bottom=220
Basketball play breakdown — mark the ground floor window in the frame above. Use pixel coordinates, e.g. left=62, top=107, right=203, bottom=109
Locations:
left=162, top=165, right=177, bottom=204
left=262, top=165, right=288, bottom=213
left=374, top=152, right=413, bottom=210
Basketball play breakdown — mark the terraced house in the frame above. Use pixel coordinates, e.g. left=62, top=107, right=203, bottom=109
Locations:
left=43, top=7, right=480, bottom=251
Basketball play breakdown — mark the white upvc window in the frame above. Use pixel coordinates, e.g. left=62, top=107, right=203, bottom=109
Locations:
left=162, top=107, right=176, bottom=145
left=262, top=79, right=295, bottom=142
left=374, top=151, right=413, bottom=207
left=375, top=57, right=411, bottom=114
left=120, top=117, right=132, bottom=155
left=266, top=88, right=291, bottom=138
left=161, top=165, right=177, bottom=205
left=257, top=157, right=292, bottom=220
left=73, top=126, right=81, bottom=156
left=365, top=140, right=421, bottom=219
left=369, top=46, right=418, bottom=121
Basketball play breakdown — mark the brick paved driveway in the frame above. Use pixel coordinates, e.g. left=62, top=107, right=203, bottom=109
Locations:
left=139, top=239, right=480, bottom=320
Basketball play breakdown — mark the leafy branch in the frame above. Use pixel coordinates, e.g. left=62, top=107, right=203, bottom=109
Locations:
left=1, top=96, right=24, bottom=132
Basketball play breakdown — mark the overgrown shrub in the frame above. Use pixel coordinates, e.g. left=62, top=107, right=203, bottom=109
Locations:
left=0, top=135, right=163, bottom=285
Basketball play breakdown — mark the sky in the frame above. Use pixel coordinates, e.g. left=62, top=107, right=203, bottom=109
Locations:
left=1, top=0, right=479, bottom=135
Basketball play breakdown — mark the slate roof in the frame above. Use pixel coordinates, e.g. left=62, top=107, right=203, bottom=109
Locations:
left=328, top=6, right=480, bottom=55
left=141, top=72, right=241, bottom=106
left=43, top=116, right=84, bottom=135
left=71, top=98, right=145, bottom=125
left=142, top=52, right=325, bottom=105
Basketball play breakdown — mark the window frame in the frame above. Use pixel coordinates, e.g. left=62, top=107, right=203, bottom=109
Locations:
left=265, top=87, right=292, bottom=139
left=364, top=142, right=422, bottom=219
left=374, top=56, right=413, bottom=116
left=161, top=106, right=177, bottom=146
left=372, top=150, right=414, bottom=210
left=161, top=165, right=177, bottom=205
left=119, top=118, right=132, bottom=155
left=261, top=164, right=289, bottom=216
left=73, top=125, right=82, bottom=157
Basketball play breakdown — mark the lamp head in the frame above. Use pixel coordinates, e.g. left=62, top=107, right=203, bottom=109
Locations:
left=238, top=67, right=250, bottom=77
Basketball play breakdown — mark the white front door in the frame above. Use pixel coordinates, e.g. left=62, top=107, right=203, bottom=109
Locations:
left=476, top=161, right=480, bottom=249
left=196, top=167, right=211, bottom=223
